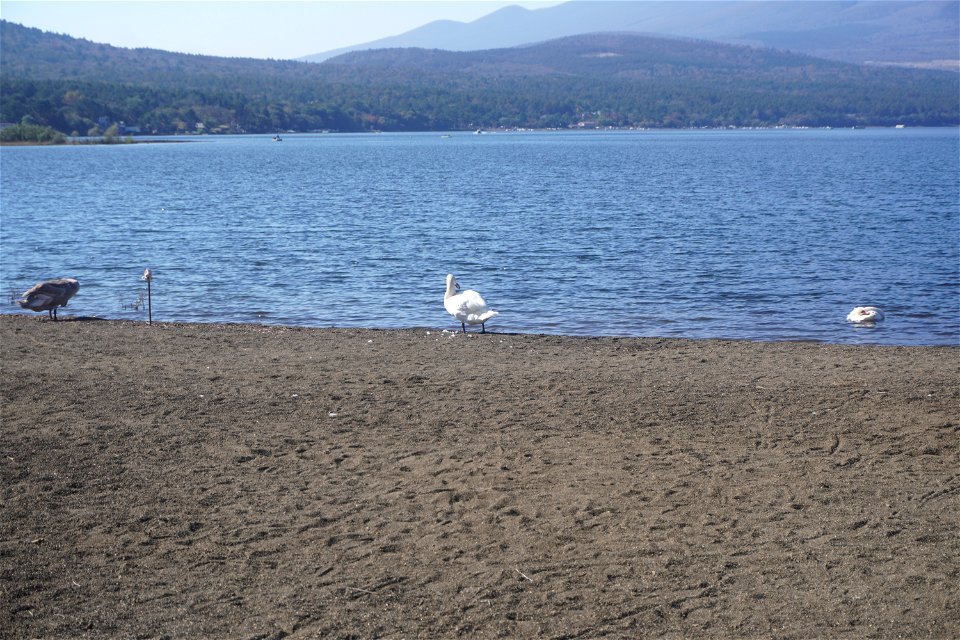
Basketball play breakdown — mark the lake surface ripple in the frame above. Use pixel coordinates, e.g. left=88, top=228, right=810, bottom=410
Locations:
left=2, top=129, right=957, bottom=345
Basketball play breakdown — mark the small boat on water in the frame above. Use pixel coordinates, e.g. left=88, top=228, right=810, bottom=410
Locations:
left=273, top=132, right=283, bottom=141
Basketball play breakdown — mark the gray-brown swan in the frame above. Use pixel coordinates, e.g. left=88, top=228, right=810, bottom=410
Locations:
left=18, top=278, right=80, bottom=320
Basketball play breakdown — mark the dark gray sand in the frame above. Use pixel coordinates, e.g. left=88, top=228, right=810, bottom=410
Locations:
left=2, top=315, right=957, bottom=638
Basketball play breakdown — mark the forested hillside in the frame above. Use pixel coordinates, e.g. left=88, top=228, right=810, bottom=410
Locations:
left=1, top=21, right=957, bottom=134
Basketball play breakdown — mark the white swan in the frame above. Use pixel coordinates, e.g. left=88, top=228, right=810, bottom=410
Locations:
left=444, top=274, right=499, bottom=333
left=847, top=306, right=885, bottom=323
left=18, top=278, right=80, bottom=321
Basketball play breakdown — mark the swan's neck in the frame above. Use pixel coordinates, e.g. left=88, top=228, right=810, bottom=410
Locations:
left=444, top=280, right=457, bottom=300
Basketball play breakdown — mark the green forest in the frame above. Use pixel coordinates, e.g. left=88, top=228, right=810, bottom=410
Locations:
left=2, top=21, right=957, bottom=135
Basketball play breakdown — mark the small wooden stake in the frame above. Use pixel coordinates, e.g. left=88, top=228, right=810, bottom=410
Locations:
left=142, top=268, right=153, bottom=325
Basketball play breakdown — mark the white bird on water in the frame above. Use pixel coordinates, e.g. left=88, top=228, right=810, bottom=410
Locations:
left=847, top=306, right=885, bottom=324
left=444, top=274, right=499, bottom=333
left=17, top=278, right=80, bottom=321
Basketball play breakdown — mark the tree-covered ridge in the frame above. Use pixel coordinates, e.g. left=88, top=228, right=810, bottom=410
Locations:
left=324, top=33, right=871, bottom=79
left=1, top=21, right=957, bottom=134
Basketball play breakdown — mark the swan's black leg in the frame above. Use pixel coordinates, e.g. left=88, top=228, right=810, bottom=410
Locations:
left=481, top=322, right=486, bottom=334
left=461, top=322, right=466, bottom=333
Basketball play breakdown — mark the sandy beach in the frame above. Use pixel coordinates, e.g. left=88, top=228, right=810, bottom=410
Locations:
left=1, top=314, right=957, bottom=638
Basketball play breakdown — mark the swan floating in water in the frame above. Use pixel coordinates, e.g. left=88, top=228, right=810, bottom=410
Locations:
left=18, top=278, right=80, bottom=321
left=847, top=306, right=885, bottom=323
left=444, top=274, right=499, bottom=333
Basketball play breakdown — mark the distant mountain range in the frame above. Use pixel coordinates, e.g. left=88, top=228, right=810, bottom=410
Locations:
left=1, top=20, right=957, bottom=134
left=301, top=0, right=959, bottom=71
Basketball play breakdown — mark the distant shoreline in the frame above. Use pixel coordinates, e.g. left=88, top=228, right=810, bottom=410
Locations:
left=3, top=124, right=954, bottom=146
left=0, top=139, right=189, bottom=147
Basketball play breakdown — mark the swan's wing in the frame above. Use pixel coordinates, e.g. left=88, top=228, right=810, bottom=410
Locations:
left=446, top=290, right=488, bottom=319
left=27, top=280, right=77, bottom=300
left=444, top=295, right=466, bottom=317
left=446, top=288, right=499, bottom=325
left=448, top=295, right=478, bottom=318
left=18, top=292, right=57, bottom=310
left=460, top=290, right=499, bottom=324
left=460, top=289, right=489, bottom=313
left=19, top=280, right=79, bottom=310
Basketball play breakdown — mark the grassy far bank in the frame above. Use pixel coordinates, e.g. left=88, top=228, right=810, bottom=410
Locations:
left=0, top=123, right=139, bottom=145
left=0, top=123, right=66, bottom=144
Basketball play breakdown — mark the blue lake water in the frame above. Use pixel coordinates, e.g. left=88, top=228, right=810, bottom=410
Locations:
left=2, top=128, right=958, bottom=345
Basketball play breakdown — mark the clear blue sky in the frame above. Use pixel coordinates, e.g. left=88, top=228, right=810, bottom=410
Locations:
left=1, top=1, right=563, bottom=60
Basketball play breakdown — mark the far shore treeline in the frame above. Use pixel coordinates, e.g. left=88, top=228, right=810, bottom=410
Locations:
left=1, top=20, right=958, bottom=137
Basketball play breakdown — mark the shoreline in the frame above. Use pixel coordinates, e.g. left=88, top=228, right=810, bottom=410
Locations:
left=3, top=125, right=955, bottom=146
left=0, top=139, right=189, bottom=147
left=2, top=311, right=955, bottom=348
left=2, top=314, right=957, bottom=637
